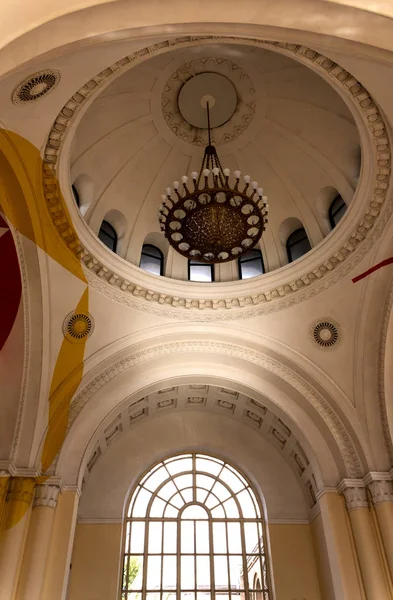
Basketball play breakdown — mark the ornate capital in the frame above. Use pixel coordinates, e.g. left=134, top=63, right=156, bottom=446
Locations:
left=33, top=484, right=60, bottom=509
left=7, top=477, right=36, bottom=505
left=368, top=480, right=393, bottom=505
left=342, top=486, right=369, bottom=511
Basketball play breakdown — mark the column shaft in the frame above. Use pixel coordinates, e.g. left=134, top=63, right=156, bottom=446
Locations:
left=368, top=480, right=393, bottom=580
left=0, top=472, right=10, bottom=528
left=16, top=484, right=60, bottom=600
left=0, top=477, right=35, bottom=600
left=343, top=485, right=391, bottom=600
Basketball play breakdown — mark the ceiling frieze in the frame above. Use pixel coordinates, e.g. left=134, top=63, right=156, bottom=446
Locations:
left=67, top=339, right=363, bottom=478
left=43, top=36, right=391, bottom=317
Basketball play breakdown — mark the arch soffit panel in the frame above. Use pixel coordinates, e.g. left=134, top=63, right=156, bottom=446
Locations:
left=44, top=36, right=391, bottom=319
left=53, top=335, right=370, bottom=486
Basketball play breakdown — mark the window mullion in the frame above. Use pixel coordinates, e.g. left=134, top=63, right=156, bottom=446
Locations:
left=142, top=519, right=149, bottom=600
left=177, top=515, right=181, bottom=600
left=209, top=514, right=215, bottom=600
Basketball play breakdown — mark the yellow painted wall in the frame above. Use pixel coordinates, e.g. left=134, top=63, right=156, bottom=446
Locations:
left=68, top=522, right=322, bottom=600
left=269, top=523, right=322, bottom=600
left=68, top=522, right=122, bottom=600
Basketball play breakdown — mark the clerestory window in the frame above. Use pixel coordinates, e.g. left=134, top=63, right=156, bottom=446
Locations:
left=121, top=453, right=271, bottom=600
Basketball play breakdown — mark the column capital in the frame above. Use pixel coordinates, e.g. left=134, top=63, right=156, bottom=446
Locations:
left=7, top=477, right=36, bottom=505
left=33, top=484, right=60, bottom=509
left=368, top=479, right=393, bottom=505
left=338, top=479, right=368, bottom=511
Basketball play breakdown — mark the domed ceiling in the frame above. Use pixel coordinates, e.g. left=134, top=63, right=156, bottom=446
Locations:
left=70, top=43, right=360, bottom=274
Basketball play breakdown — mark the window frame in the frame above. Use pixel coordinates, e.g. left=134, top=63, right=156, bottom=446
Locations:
left=328, top=194, right=347, bottom=230
left=98, top=219, right=118, bottom=253
left=286, top=227, right=311, bottom=264
left=188, top=260, right=215, bottom=282
left=120, top=452, right=272, bottom=600
left=238, top=249, right=265, bottom=280
left=140, top=244, right=164, bottom=276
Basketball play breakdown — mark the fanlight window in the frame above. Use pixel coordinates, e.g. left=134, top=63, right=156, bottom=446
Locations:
left=121, top=453, right=270, bottom=600
left=328, top=195, right=347, bottom=229
left=140, top=245, right=164, bottom=276
left=72, top=184, right=80, bottom=207
left=99, top=220, right=117, bottom=253
left=286, top=227, right=311, bottom=263
left=238, top=250, right=264, bottom=280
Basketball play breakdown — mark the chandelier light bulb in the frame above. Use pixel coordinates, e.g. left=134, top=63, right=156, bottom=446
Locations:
left=173, top=181, right=179, bottom=190
left=181, top=176, right=188, bottom=185
left=223, top=168, right=230, bottom=177
left=203, top=169, right=210, bottom=178
left=166, top=187, right=172, bottom=196
left=251, top=181, right=258, bottom=190
left=212, top=167, right=220, bottom=176
left=234, top=170, right=241, bottom=179
left=262, top=195, right=268, bottom=201
left=257, top=188, right=263, bottom=197
left=191, top=171, right=198, bottom=180
left=244, top=175, right=251, bottom=184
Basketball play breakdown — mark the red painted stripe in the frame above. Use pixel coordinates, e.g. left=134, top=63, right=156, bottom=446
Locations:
left=0, top=217, right=22, bottom=351
left=352, top=257, right=393, bottom=283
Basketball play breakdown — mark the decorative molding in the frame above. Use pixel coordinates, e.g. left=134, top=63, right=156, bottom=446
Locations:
left=368, top=480, right=393, bottom=505
left=42, top=36, right=391, bottom=317
left=341, top=485, right=368, bottom=511
left=68, top=340, right=362, bottom=478
left=162, top=56, right=255, bottom=146
left=378, top=278, right=393, bottom=462
left=12, top=70, right=61, bottom=104
left=63, top=310, right=94, bottom=342
left=33, top=484, right=60, bottom=509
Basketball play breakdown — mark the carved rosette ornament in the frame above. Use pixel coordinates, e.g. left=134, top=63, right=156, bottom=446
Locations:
left=342, top=485, right=369, bottom=511
left=368, top=480, right=393, bottom=505
left=33, top=484, right=60, bottom=509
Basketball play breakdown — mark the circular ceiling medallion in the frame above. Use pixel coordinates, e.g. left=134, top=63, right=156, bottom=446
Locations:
left=311, top=319, right=340, bottom=349
left=12, top=70, right=61, bottom=105
left=63, top=311, right=94, bottom=343
left=178, top=72, right=237, bottom=129
left=162, top=57, right=255, bottom=147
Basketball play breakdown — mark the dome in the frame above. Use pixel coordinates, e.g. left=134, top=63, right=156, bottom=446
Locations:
left=69, top=42, right=360, bottom=280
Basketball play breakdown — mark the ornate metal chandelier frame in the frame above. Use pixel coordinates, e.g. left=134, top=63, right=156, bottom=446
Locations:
left=158, top=102, right=269, bottom=264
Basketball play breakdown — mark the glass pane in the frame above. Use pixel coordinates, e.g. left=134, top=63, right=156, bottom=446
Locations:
left=237, top=489, right=256, bottom=518
left=196, top=520, right=210, bottom=553
left=181, top=556, right=195, bottom=589
left=123, top=555, right=143, bottom=590
left=209, top=482, right=231, bottom=503
left=213, top=523, right=227, bottom=553
left=229, top=556, right=243, bottom=590
left=182, top=488, right=193, bottom=503
left=146, top=594, right=160, bottom=600
left=196, top=457, right=222, bottom=476
left=196, top=487, right=209, bottom=504
left=128, top=489, right=139, bottom=517
left=181, top=594, right=195, bottom=600
left=126, top=593, right=142, bottom=600
left=240, top=258, right=263, bottom=279
left=164, top=522, right=177, bottom=553
left=257, top=523, right=264, bottom=552
left=197, top=555, right=211, bottom=588
left=196, top=474, right=215, bottom=492
left=197, top=593, right=212, bottom=600
left=171, top=493, right=185, bottom=509
left=162, top=555, right=177, bottom=589
left=227, top=523, right=242, bottom=554
left=144, top=466, right=169, bottom=491
left=211, top=505, right=225, bottom=518
left=148, top=522, right=162, bottom=553
left=222, top=498, right=239, bottom=518
left=159, top=481, right=178, bottom=501
left=163, top=595, right=176, bottom=600
left=214, top=556, right=228, bottom=588
left=147, top=555, right=161, bottom=590
left=189, top=264, right=213, bottom=282
left=166, top=457, right=193, bottom=475
left=132, top=488, right=152, bottom=517
left=248, top=489, right=261, bottom=518
left=150, top=496, right=166, bottom=517
left=140, top=255, right=161, bottom=276
left=183, top=505, right=208, bottom=519
left=246, top=556, right=263, bottom=590
left=181, top=520, right=194, bottom=553
left=174, top=474, right=193, bottom=491
left=165, top=504, right=179, bottom=518
left=219, top=468, right=244, bottom=494
left=244, top=522, right=259, bottom=553
left=130, top=522, right=145, bottom=554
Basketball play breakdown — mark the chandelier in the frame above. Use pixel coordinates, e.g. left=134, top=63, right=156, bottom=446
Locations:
left=158, top=100, right=269, bottom=264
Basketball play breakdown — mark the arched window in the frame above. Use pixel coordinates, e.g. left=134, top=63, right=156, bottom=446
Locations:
left=328, top=194, right=347, bottom=229
left=121, top=453, right=271, bottom=600
left=239, top=250, right=264, bottom=279
left=140, top=244, right=164, bottom=276
left=98, top=220, right=117, bottom=253
left=286, top=228, right=311, bottom=263
left=72, top=184, right=80, bottom=207
left=189, top=260, right=214, bottom=282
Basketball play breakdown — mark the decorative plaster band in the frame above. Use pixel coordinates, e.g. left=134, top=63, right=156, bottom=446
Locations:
left=43, top=36, right=391, bottom=318
left=68, top=339, right=362, bottom=478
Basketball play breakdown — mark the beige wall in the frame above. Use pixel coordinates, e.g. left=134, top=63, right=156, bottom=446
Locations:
left=68, top=522, right=322, bottom=600
left=269, top=523, right=322, bottom=600
left=68, top=523, right=122, bottom=600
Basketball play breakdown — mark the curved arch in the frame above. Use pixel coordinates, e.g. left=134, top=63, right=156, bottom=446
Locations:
left=72, top=173, right=95, bottom=216
left=316, top=186, right=341, bottom=236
